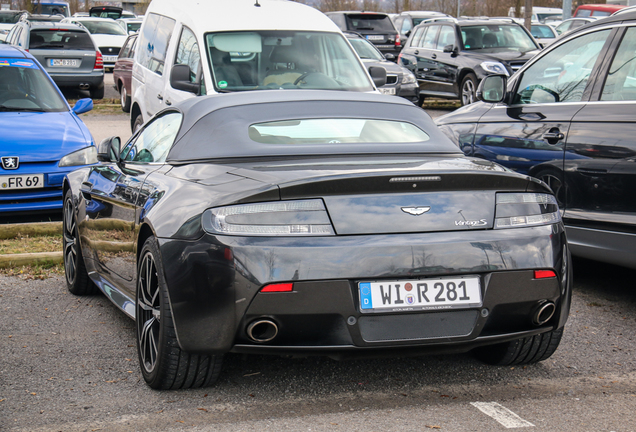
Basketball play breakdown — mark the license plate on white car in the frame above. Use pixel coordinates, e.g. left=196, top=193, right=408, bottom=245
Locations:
left=379, top=87, right=396, bottom=95
left=50, top=59, right=79, bottom=67
left=0, top=174, right=44, bottom=190
left=366, top=35, right=384, bottom=41
left=103, top=55, right=117, bottom=62
left=359, top=276, right=482, bottom=313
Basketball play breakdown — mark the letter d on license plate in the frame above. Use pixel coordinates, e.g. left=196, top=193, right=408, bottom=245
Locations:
left=359, top=276, right=482, bottom=313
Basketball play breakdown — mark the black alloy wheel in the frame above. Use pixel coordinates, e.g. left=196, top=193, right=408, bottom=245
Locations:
left=63, top=189, right=97, bottom=296
left=136, top=236, right=223, bottom=389
left=461, top=73, right=478, bottom=106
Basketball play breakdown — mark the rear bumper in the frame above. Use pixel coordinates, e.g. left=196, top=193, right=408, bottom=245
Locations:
left=48, top=71, right=104, bottom=89
left=158, top=223, right=571, bottom=355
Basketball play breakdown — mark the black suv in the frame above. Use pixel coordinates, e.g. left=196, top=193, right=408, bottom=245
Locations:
left=392, top=11, right=453, bottom=49
left=398, top=19, right=540, bottom=105
left=326, top=11, right=401, bottom=59
left=436, top=9, right=636, bottom=269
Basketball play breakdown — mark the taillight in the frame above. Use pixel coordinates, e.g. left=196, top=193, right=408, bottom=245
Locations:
left=202, top=199, right=335, bottom=236
left=94, top=50, right=103, bottom=70
left=494, top=193, right=561, bottom=229
left=395, top=34, right=401, bottom=47
left=261, top=283, right=293, bottom=293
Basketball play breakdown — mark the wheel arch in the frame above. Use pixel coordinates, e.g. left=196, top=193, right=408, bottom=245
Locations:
left=130, top=103, right=142, bottom=132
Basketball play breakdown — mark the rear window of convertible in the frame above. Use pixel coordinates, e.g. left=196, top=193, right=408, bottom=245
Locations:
left=248, top=119, right=430, bottom=144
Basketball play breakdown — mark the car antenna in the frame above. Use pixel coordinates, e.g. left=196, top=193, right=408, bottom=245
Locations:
left=254, top=0, right=261, bottom=6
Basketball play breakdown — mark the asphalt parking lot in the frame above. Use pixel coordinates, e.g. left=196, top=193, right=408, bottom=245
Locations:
left=2, top=257, right=636, bottom=431
left=2, top=75, right=636, bottom=431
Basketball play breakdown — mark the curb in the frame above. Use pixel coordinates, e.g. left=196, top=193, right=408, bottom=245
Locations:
left=0, top=222, right=62, bottom=240
left=0, top=222, right=63, bottom=268
left=0, top=252, right=63, bottom=268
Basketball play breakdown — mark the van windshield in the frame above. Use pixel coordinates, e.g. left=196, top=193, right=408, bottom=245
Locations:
left=204, top=31, right=374, bottom=93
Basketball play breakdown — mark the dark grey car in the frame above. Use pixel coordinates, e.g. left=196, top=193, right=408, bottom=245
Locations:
left=6, top=20, right=104, bottom=98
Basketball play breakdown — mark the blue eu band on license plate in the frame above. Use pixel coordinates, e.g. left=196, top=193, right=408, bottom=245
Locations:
left=359, top=276, right=482, bottom=313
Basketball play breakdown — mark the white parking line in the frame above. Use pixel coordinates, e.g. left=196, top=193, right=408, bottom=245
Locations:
left=471, top=402, right=535, bottom=428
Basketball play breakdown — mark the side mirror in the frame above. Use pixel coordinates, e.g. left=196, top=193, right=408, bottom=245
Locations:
left=97, top=136, right=121, bottom=162
left=170, top=64, right=200, bottom=94
left=384, top=53, right=395, bottom=61
left=368, top=66, right=387, bottom=88
left=443, top=44, right=458, bottom=56
left=72, top=98, right=93, bottom=114
left=476, top=74, right=507, bottom=103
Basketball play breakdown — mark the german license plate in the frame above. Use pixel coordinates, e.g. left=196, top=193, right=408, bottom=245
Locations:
left=50, top=59, right=79, bottom=67
left=366, top=35, right=384, bottom=41
left=103, top=55, right=117, bottom=62
left=379, top=87, right=396, bottom=95
left=0, top=174, right=44, bottom=190
left=359, top=276, right=482, bottom=313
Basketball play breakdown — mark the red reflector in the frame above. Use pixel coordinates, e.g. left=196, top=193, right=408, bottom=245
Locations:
left=261, top=283, right=293, bottom=293
left=534, top=270, right=557, bottom=279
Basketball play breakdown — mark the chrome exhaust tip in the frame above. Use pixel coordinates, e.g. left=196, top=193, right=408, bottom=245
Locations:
left=533, top=301, right=556, bottom=326
left=79, top=83, right=90, bottom=90
left=246, top=319, right=278, bottom=343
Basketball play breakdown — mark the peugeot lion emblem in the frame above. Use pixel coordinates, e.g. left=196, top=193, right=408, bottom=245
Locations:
left=1, top=157, right=19, bottom=170
left=401, top=206, right=431, bottom=215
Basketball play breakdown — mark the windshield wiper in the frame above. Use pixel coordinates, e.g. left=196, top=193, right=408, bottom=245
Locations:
left=0, top=105, right=46, bottom=112
left=356, top=27, right=375, bottom=30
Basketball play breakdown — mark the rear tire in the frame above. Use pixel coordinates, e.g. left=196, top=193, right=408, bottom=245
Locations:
left=460, top=73, right=477, bottom=106
left=417, top=94, right=426, bottom=107
left=89, top=85, right=105, bottom=100
left=119, top=83, right=131, bottom=113
left=136, top=236, right=223, bottom=389
left=473, top=328, right=564, bottom=366
left=63, top=189, right=97, bottom=296
left=132, top=113, right=144, bottom=133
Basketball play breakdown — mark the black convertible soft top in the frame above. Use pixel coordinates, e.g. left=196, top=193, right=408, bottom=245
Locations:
left=165, top=90, right=462, bottom=163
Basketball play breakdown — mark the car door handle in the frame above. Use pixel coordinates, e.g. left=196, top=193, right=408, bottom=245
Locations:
left=542, top=130, right=564, bottom=144
left=414, top=50, right=419, bottom=55
left=431, top=53, right=437, bottom=59
left=165, top=99, right=172, bottom=106
left=157, top=93, right=163, bottom=101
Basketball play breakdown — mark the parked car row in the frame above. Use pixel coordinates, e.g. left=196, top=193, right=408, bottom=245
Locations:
left=436, top=10, right=636, bottom=270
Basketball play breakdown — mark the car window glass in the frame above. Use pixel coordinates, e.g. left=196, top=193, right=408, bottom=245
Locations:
left=120, top=37, right=132, bottom=58
left=531, top=25, right=555, bottom=39
left=0, top=59, right=67, bottom=111
left=122, top=112, right=182, bottom=163
left=577, top=9, right=592, bottom=17
left=461, top=24, right=535, bottom=51
left=436, top=25, right=455, bottom=50
left=136, top=13, right=176, bottom=76
left=345, top=14, right=395, bottom=32
left=174, top=26, right=200, bottom=83
left=555, top=21, right=571, bottom=34
left=29, top=29, right=94, bottom=50
left=80, top=20, right=127, bottom=35
left=420, top=25, right=439, bottom=49
left=410, top=27, right=426, bottom=47
left=513, top=29, right=611, bottom=104
left=602, top=27, right=636, bottom=101
left=401, top=19, right=411, bottom=34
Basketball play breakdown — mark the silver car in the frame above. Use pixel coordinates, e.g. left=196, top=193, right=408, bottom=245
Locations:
left=6, top=20, right=104, bottom=99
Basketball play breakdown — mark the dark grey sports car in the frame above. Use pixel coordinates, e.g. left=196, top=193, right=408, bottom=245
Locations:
left=63, top=90, right=571, bottom=389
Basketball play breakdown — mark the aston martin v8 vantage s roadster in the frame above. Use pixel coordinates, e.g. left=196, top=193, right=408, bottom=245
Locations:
left=63, top=90, right=571, bottom=389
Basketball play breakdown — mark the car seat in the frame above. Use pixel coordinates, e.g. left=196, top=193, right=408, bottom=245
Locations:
left=263, top=44, right=305, bottom=87
left=0, top=66, right=26, bottom=104
left=209, top=48, right=243, bottom=88
left=482, top=33, right=498, bottom=48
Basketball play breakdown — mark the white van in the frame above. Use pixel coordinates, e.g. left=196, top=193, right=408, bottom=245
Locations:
left=130, top=0, right=383, bottom=131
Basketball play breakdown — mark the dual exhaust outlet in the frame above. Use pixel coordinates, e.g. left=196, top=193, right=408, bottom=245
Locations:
left=245, top=302, right=555, bottom=343
left=78, top=83, right=90, bottom=90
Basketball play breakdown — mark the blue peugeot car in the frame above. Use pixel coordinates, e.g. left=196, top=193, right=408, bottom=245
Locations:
left=0, top=45, right=95, bottom=217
